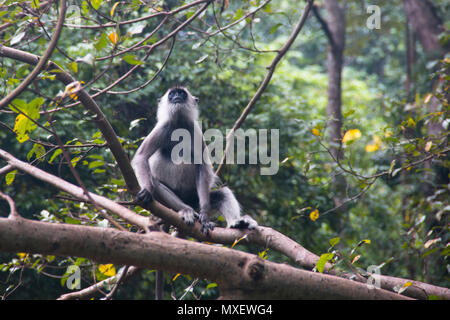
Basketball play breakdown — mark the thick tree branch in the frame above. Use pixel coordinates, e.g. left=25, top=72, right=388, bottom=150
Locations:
left=0, top=148, right=148, bottom=229
left=2, top=147, right=447, bottom=299
left=0, top=217, right=410, bottom=300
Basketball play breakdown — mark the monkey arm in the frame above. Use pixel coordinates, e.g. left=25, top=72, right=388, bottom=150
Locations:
left=131, top=124, right=166, bottom=193
left=196, top=164, right=212, bottom=214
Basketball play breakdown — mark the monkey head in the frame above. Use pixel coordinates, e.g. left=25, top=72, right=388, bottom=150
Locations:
left=157, top=86, right=199, bottom=122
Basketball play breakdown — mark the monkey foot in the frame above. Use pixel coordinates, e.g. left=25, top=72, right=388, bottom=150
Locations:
left=229, top=215, right=258, bottom=230
left=198, top=213, right=215, bottom=235
left=178, top=208, right=196, bottom=225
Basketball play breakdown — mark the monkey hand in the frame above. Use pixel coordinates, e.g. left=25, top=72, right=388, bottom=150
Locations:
left=198, top=211, right=215, bottom=235
left=136, top=188, right=153, bottom=205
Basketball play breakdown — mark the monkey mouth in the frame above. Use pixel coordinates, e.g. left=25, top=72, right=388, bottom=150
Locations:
left=171, top=97, right=185, bottom=104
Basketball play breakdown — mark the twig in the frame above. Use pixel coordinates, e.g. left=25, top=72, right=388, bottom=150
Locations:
left=0, top=191, right=20, bottom=219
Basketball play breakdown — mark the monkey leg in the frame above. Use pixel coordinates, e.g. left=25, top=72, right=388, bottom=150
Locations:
left=153, top=181, right=197, bottom=225
left=210, top=187, right=258, bottom=229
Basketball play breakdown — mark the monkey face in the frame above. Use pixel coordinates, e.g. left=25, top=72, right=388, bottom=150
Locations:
left=168, top=88, right=188, bottom=104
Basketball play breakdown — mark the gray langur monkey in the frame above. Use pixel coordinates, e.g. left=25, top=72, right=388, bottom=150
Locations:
left=131, top=86, right=258, bottom=233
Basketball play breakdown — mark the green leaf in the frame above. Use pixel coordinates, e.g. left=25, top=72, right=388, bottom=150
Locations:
left=329, top=237, right=340, bottom=247
left=205, top=283, right=218, bottom=290
left=11, top=97, right=43, bottom=143
left=95, top=32, right=108, bottom=51
left=27, top=143, right=46, bottom=161
left=49, top=149, right=62, bottom=164
left=8, top=99, right=27, bottom=113
left=91, top=0, right=102, bottom=10
left=68, top=61, right=78, bottom=74
left=5, top=170, right=18, bottom=186
left=270, top=23, right=282, bottom=34
left=88, top=160, right=104, bottom=169
left=71, top=156, right=81, bottom=167
left=316, top=253, right=334, bottom=273
left=31, top=0, right=40, bottom=9
left=123, top=54, right=143, bottom=65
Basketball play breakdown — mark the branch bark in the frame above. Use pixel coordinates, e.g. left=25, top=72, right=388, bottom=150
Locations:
left=0, top=217, right=410, bottom=300
left=2, top=147, right=448, bottom=299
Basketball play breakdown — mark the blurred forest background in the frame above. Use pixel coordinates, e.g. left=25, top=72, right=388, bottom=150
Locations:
left=0, top=0, right=449, bottom=299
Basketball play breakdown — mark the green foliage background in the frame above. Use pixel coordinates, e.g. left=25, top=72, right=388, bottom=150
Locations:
left=0, top=0, right=448, bottom=299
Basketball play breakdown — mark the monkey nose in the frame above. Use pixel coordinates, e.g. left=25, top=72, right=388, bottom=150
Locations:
left=172, top=94, right=185, bottom=103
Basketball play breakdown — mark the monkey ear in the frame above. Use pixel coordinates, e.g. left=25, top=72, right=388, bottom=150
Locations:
left=194, top=96, right=199, bottom=103
left=157, top=97, right=161, bottom=103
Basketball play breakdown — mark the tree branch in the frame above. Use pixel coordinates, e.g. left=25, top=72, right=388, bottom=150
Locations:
left=0, top=217, right=410, bottom=300
left=0, top=148, right=148, bottom=229
left=2, top=147, right=446, bottom=299
left=312, top=3, right=335, bottom=46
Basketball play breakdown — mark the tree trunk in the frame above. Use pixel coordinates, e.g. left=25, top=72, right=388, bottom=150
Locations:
left=323, top=0, right=347, bottom=213
left=402, top=0, right=445, bottom=56
left=324, top=0, right=346, bottom=161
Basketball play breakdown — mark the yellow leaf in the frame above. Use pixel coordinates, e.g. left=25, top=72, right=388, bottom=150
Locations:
left=17, top=252, right=28, bottom=259
left=365, top=143, right=379, bottom=153
left=110, top=2, right=120, bottom=17
left=98, top=264, right=116, bottom=277
left=13, top=114, right=31, bottom=143
left=423, top=94, right=432, bottom=104
left=384, top=130, right=393, bottom=138
left=309, top=209, right=319, bottom=222
left=63, top=81, right=82, bottom=101
left=342, top=129, right=361, bottom=143
left=312, top=128, right=321, bottom=136
left=407, top=117, right=416, bottom=128
left=108, top=32, right=118, bottom=45
left=365, top=135, right=382, bottom=152
left=172, top=273, right=181, bottom=281
left=424, top=141, right=432, bottom=152
left=403, top=281, right=412, bottom=288
left=231, top=234, right=248, bottom=248
left=362, top=239, right=371, bottom=244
